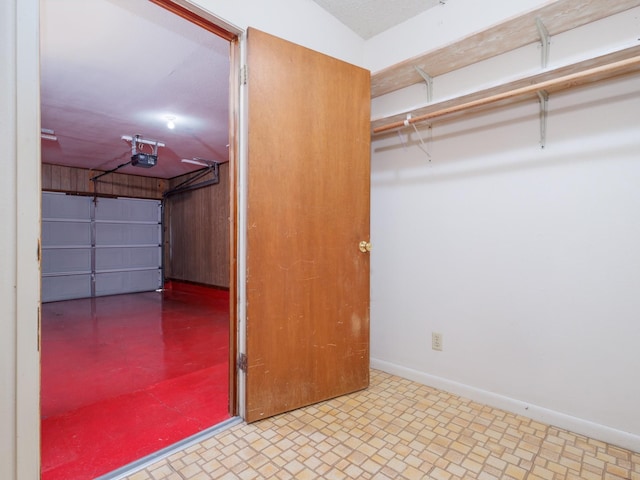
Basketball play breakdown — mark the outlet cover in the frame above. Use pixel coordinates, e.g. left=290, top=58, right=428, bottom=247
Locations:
left=432, top=332, right=443, bottom=351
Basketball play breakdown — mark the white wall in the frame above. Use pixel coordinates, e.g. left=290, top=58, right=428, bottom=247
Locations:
left=189, top=0, right=365, bottom=66
left=369, top=4, right=640, bottom=451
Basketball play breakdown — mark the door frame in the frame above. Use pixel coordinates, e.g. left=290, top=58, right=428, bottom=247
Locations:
left=6, top=1, right=41, bottom=478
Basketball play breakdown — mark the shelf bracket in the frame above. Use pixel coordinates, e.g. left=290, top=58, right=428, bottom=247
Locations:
left=537, top=90, right=549, bottom=149
left=414, top=66, right=434, bottom=103
left=536, top=17, right=551, bottom=69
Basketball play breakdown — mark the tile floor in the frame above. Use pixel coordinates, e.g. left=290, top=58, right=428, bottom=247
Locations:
left=124, top=369, right=639, bottom=480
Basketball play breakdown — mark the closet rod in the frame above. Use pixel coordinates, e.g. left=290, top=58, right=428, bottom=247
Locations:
left=372, top=55, right=640, bottom=135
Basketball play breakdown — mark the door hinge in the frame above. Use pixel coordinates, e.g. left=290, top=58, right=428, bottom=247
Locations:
left=238, top=353, right=247, bottom=372
left=240, top=65, right=248, bottom=85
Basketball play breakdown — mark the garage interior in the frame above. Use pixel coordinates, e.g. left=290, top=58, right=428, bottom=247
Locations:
left=39, top=1, right=233, bottom=478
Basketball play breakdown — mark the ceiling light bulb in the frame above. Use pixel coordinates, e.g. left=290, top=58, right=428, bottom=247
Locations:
left=163, top=115, right=176, bottom=130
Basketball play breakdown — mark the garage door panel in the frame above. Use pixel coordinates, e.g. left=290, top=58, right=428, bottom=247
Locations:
left=41, top=248, right=91, bottom=274
left=95, top=246, right=161, bottom=271
left=95, top=269, right=161, bottom=297
left=95, top=197, right=161, bottom=222
left=42, top=193, right=91, bottom=219
left=95, top=223, right=160, bottom=246
left=42, top=274, right=92, bottom=303
left=42, top=221, right=91, bottom=246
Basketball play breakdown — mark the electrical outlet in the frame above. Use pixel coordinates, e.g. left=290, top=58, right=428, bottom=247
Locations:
left=432, top=332, right=443, bottom=351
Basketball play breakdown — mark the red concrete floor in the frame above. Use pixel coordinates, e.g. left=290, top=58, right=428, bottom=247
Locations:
left=40, top=282, right=230, bottom=480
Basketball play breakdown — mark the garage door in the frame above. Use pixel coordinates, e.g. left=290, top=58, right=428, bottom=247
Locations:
left=42, top=193, right=162, bottom=302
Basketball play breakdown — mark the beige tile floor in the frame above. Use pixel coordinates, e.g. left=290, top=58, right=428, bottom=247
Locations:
left=125, top=369, right=639, bottom=480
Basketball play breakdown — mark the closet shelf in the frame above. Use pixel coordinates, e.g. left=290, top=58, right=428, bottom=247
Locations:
left=371, top=45, right=640, bottom=135
left=370, top=0, right=640, bottom=99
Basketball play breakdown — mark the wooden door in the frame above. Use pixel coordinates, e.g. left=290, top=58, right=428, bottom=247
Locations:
left=245, top=28, right=371, bottom=422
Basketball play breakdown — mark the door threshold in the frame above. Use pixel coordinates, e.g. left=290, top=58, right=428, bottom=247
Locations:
left=96, top=416, right=244, bottom=480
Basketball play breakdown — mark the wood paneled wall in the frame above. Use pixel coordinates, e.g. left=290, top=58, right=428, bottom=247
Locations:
left=164, top=164, right=230, bottom=288
left=42, top=163, right=166, bottom=199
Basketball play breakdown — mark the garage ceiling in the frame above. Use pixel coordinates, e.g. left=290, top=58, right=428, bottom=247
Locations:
left=40, top=0, right=443, bottom=180
left=40, top=0, right=231, bottom=179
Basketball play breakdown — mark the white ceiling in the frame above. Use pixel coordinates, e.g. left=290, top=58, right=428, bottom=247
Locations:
left=40, top=0, right=231, bottom=179
left=311, top=0, right=443, bottom=39
left=40, top=0, right=442, bottom=180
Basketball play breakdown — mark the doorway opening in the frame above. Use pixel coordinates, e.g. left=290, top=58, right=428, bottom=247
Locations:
left=39, top=0, right=239, bottom=478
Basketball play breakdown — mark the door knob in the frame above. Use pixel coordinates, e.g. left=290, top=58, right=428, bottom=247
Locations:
left=359, top=241, right=372, bottom=253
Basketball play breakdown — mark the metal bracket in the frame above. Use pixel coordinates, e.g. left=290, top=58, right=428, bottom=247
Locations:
left=414, top=66, right=434, bottom=103
left=240, top=65, right=248, bottom=85
left=536, top=18, right=551, bottom=69
left=163, top=162, right=220, bottom=197
left=537, top=90, right=549, bottom=149
left=238, top=353, right=247, bottom=373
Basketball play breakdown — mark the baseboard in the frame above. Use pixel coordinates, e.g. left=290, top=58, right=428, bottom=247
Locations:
left=370, top=358, right=640, bottom=453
